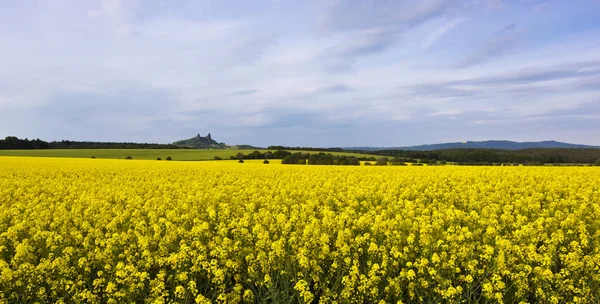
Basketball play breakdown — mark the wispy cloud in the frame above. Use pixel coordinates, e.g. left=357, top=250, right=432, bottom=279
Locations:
left=316, top=0, right=456, bottom=32
left=229, top=89, right=260, bottom=96
left=311, top=84, right=354, bottom=95
left=458, top=24, right=521, bottom=67
left=421, top=18, right=465, bottom=49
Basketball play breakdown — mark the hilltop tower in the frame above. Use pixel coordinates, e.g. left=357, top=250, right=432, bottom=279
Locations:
left=207, top=133, right=212, bottom=140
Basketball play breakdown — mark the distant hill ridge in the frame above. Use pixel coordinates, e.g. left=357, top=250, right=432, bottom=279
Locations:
left=172, top=133, right=229, bottom=149
left=347, top=140, right=600, bottom=151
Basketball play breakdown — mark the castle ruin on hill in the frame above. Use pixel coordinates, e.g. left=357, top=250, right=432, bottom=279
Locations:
left=196, top=133, right=212, bottom=140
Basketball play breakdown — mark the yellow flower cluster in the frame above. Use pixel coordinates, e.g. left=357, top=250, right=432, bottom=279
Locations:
left=1, top=157, right=599, bottom=303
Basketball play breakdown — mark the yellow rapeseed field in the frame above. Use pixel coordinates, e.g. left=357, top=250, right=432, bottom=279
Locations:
left=1, top=157, right=599, bottom=303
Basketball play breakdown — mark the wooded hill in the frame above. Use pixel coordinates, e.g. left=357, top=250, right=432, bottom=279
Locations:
left=172, top=133, right=228, bottom=149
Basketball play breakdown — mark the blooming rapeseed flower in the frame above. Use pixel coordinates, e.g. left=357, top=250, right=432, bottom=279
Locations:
left=0, top=157, right=599, bottom=303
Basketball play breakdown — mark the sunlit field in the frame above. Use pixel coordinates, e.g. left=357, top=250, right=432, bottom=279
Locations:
left=1, top=157, right=599, bottom=303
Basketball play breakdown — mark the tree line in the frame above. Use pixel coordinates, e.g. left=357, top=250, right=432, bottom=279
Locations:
left=281, top=152, right=362, bottom=166
left=0, top=137, right=49, bottom=149
left=225, top=150, right=293, bottom=160
left=50, top=140, right=187, bottom=149
left=229, top=151, right=366, bottom=166
left=0, top=137, right=188, bottom=150
left=347, top=148, right=600, bottom=164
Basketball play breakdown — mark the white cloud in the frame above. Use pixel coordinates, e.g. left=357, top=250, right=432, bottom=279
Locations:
left=0, top=0, right=599, bottom=146
left=421, top=18, right=465, bottom=49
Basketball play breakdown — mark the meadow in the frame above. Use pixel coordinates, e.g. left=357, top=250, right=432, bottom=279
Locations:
left=1, top=157, right=599, bottom=303
left=0, top=149, right=375, bottom=161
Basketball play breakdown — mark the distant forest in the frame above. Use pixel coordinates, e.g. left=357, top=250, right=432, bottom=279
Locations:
left=348, top=148, right=600, bottom=165
left=0, top=137, right=188, bottom=150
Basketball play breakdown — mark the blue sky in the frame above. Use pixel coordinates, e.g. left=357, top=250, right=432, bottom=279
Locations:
left=1, top=0, right=600, bottom=147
